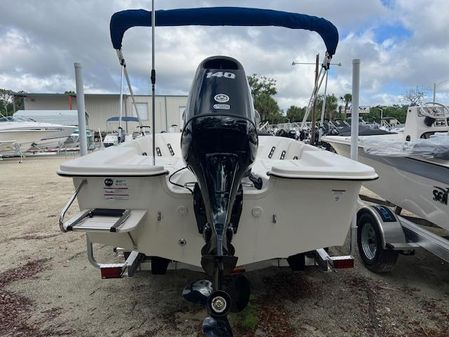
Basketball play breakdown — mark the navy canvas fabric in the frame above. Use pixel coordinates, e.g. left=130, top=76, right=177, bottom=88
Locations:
left=110, top=7, right=338, bottom=55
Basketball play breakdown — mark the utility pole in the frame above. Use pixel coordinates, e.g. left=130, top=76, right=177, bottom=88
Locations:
left=433, top=79, right=449, bottom=104
left=433, top=83, right=436, bottom=104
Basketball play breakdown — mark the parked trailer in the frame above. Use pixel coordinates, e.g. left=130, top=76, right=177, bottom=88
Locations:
left=356, top=200, right=449, bottom=273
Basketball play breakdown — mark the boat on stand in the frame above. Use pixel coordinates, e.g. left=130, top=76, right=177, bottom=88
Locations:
left=58, top=7, right=377, bottom=336
left=0, top=113, right=76, bottom=160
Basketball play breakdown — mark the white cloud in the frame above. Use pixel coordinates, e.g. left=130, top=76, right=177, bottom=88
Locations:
left=0, top=0, right=448, bottom=110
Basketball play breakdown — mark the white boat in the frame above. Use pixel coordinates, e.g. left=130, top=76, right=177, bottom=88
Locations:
left=59, top=130, right=376, bottom=264
left=64, top=128, right=96, bottom=149
left=14, top=109, right=89, bottom=127
left=58, top=7, right=377, bottom=336
left=0, top=114, right=76, bottom=154
left=323, top=103, right=449, bottom=231
left=103, top=116, right=148, bottom=148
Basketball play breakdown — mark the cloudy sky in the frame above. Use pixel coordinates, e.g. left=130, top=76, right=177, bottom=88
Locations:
left=0, top=0, right=448, bottom=111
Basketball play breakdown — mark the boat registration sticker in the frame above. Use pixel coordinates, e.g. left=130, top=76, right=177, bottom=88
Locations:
left=103, top=178, right=129, bottom=200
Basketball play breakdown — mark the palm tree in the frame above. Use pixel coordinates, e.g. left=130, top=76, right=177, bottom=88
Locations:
left=340, top=93, right=352, bottom=120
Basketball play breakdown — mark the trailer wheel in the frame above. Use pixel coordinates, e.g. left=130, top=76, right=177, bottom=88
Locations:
left=357, top=212, right=398, bottom=273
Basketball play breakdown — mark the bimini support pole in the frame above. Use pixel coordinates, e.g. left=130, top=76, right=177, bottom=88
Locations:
left=150, top=0, right=156, bottom=165
left=301, top=53, right=331, bottom=129
left=350, top=58, right=360, bottom=255
left=115, top=50, right=144, bottom=132
left=319, top=70, right=329, bottom=141
left=118, top=62, right=124, bottom=143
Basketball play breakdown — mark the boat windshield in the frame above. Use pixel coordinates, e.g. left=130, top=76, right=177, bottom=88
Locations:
left=0, top=114, right=36, bottom=123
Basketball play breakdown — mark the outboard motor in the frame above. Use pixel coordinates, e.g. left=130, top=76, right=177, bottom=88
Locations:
left=181, top=56, right=258, bottom=285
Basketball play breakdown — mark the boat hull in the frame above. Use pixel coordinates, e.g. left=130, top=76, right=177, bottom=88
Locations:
left=324, top=137, right=449, bottom=231
left=72, top=175, right=362, bottom=268
left=0, top=122, right=76, bottom=150
left=59, top=134, right=376, bottom=269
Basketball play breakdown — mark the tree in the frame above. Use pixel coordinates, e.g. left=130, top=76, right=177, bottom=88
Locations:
left=339, top=93, right=352, bottom=119
left=255, top=94, right=282, bottom=124
left=0, top=89, right=25, bottom=116
left=363, top=105, right=383, bottom=123
left=402, top=87, right=425, bottom=106
left=363, top=105, right=408, bottom=123
left=247, top=74, right=283, bottom=124
left=286, top=105, right=306, bottom=122
left=14, top=90, right=26, bottom=112
left=316, top=94, right=338, bottom=121
left=247, top=74, right=277, bottom=97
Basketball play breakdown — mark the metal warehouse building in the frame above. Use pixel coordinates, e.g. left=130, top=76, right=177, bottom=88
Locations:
left=23, top=93, right=188, bottom=133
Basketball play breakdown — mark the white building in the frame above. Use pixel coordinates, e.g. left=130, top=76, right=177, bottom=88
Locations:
left=23, top=93, right=188, bottom=133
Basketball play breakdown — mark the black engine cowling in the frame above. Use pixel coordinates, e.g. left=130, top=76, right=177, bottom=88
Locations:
left=181, top=56, right=258, bottom=275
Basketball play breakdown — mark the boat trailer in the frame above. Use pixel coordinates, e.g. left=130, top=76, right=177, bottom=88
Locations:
left=356, top=198, right=449, bottom=272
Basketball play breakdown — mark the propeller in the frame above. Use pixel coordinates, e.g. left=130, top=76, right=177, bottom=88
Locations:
left=182, top=279, right=213, bottom=305
left=202, top=316, right=234, bottom=337
left=183, top=274, right=251, bottom=337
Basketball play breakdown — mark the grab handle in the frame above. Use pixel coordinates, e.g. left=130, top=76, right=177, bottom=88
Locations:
left=59, top=179, right=87, bottom=232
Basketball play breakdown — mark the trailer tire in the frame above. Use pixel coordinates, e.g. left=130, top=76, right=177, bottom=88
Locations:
left=357, top=212, right=398, bottom=273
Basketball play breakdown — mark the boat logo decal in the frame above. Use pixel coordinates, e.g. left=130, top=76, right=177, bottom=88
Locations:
left=214, top=94, right=229, bottom=103
left=206, top=71, right=236, bottom=79
left=104, top=178, right=113, bottom=186
left=104, top=178, right=129, bottom=200
left=433, top=186, right=448, bottom=205
left=373, top=206, right=396, bottom=222
left=213, top=103, right=230, bottom=110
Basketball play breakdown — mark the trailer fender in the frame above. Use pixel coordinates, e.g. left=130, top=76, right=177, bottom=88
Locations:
left=357, top=205, right=406, bottom=249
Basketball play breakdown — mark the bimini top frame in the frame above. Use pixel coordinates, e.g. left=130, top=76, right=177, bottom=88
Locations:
left=109, top=6, right=340, bottom=160
left=110, top=7, right=338, bottom=56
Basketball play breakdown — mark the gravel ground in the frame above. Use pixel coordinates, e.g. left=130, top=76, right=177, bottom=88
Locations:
left=0, top=156, right=448, bottom=337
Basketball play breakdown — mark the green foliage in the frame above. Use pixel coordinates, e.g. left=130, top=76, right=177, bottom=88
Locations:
left=247, top=74, right=283, bottom=124
left=316, top=94, right=338, bottom=120
left=230, top=302, right=259, bottom=332
left=0, top=89, right=25, bottom=116
left=339, top=93, right=352, bottom=119
left=247, top=74, right=277, bottom=97
left=255, top=94, right=283, bottom=124
left=364, top=105, right=408, bottom=123
left=286, top=105, right=306, bottom=122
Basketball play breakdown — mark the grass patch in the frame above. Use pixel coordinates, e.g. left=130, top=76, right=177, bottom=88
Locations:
left=229, top=301, right=259, bottom=333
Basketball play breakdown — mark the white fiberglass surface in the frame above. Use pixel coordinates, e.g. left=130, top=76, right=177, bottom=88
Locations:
left=59, top=133, right=376, bottom=180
